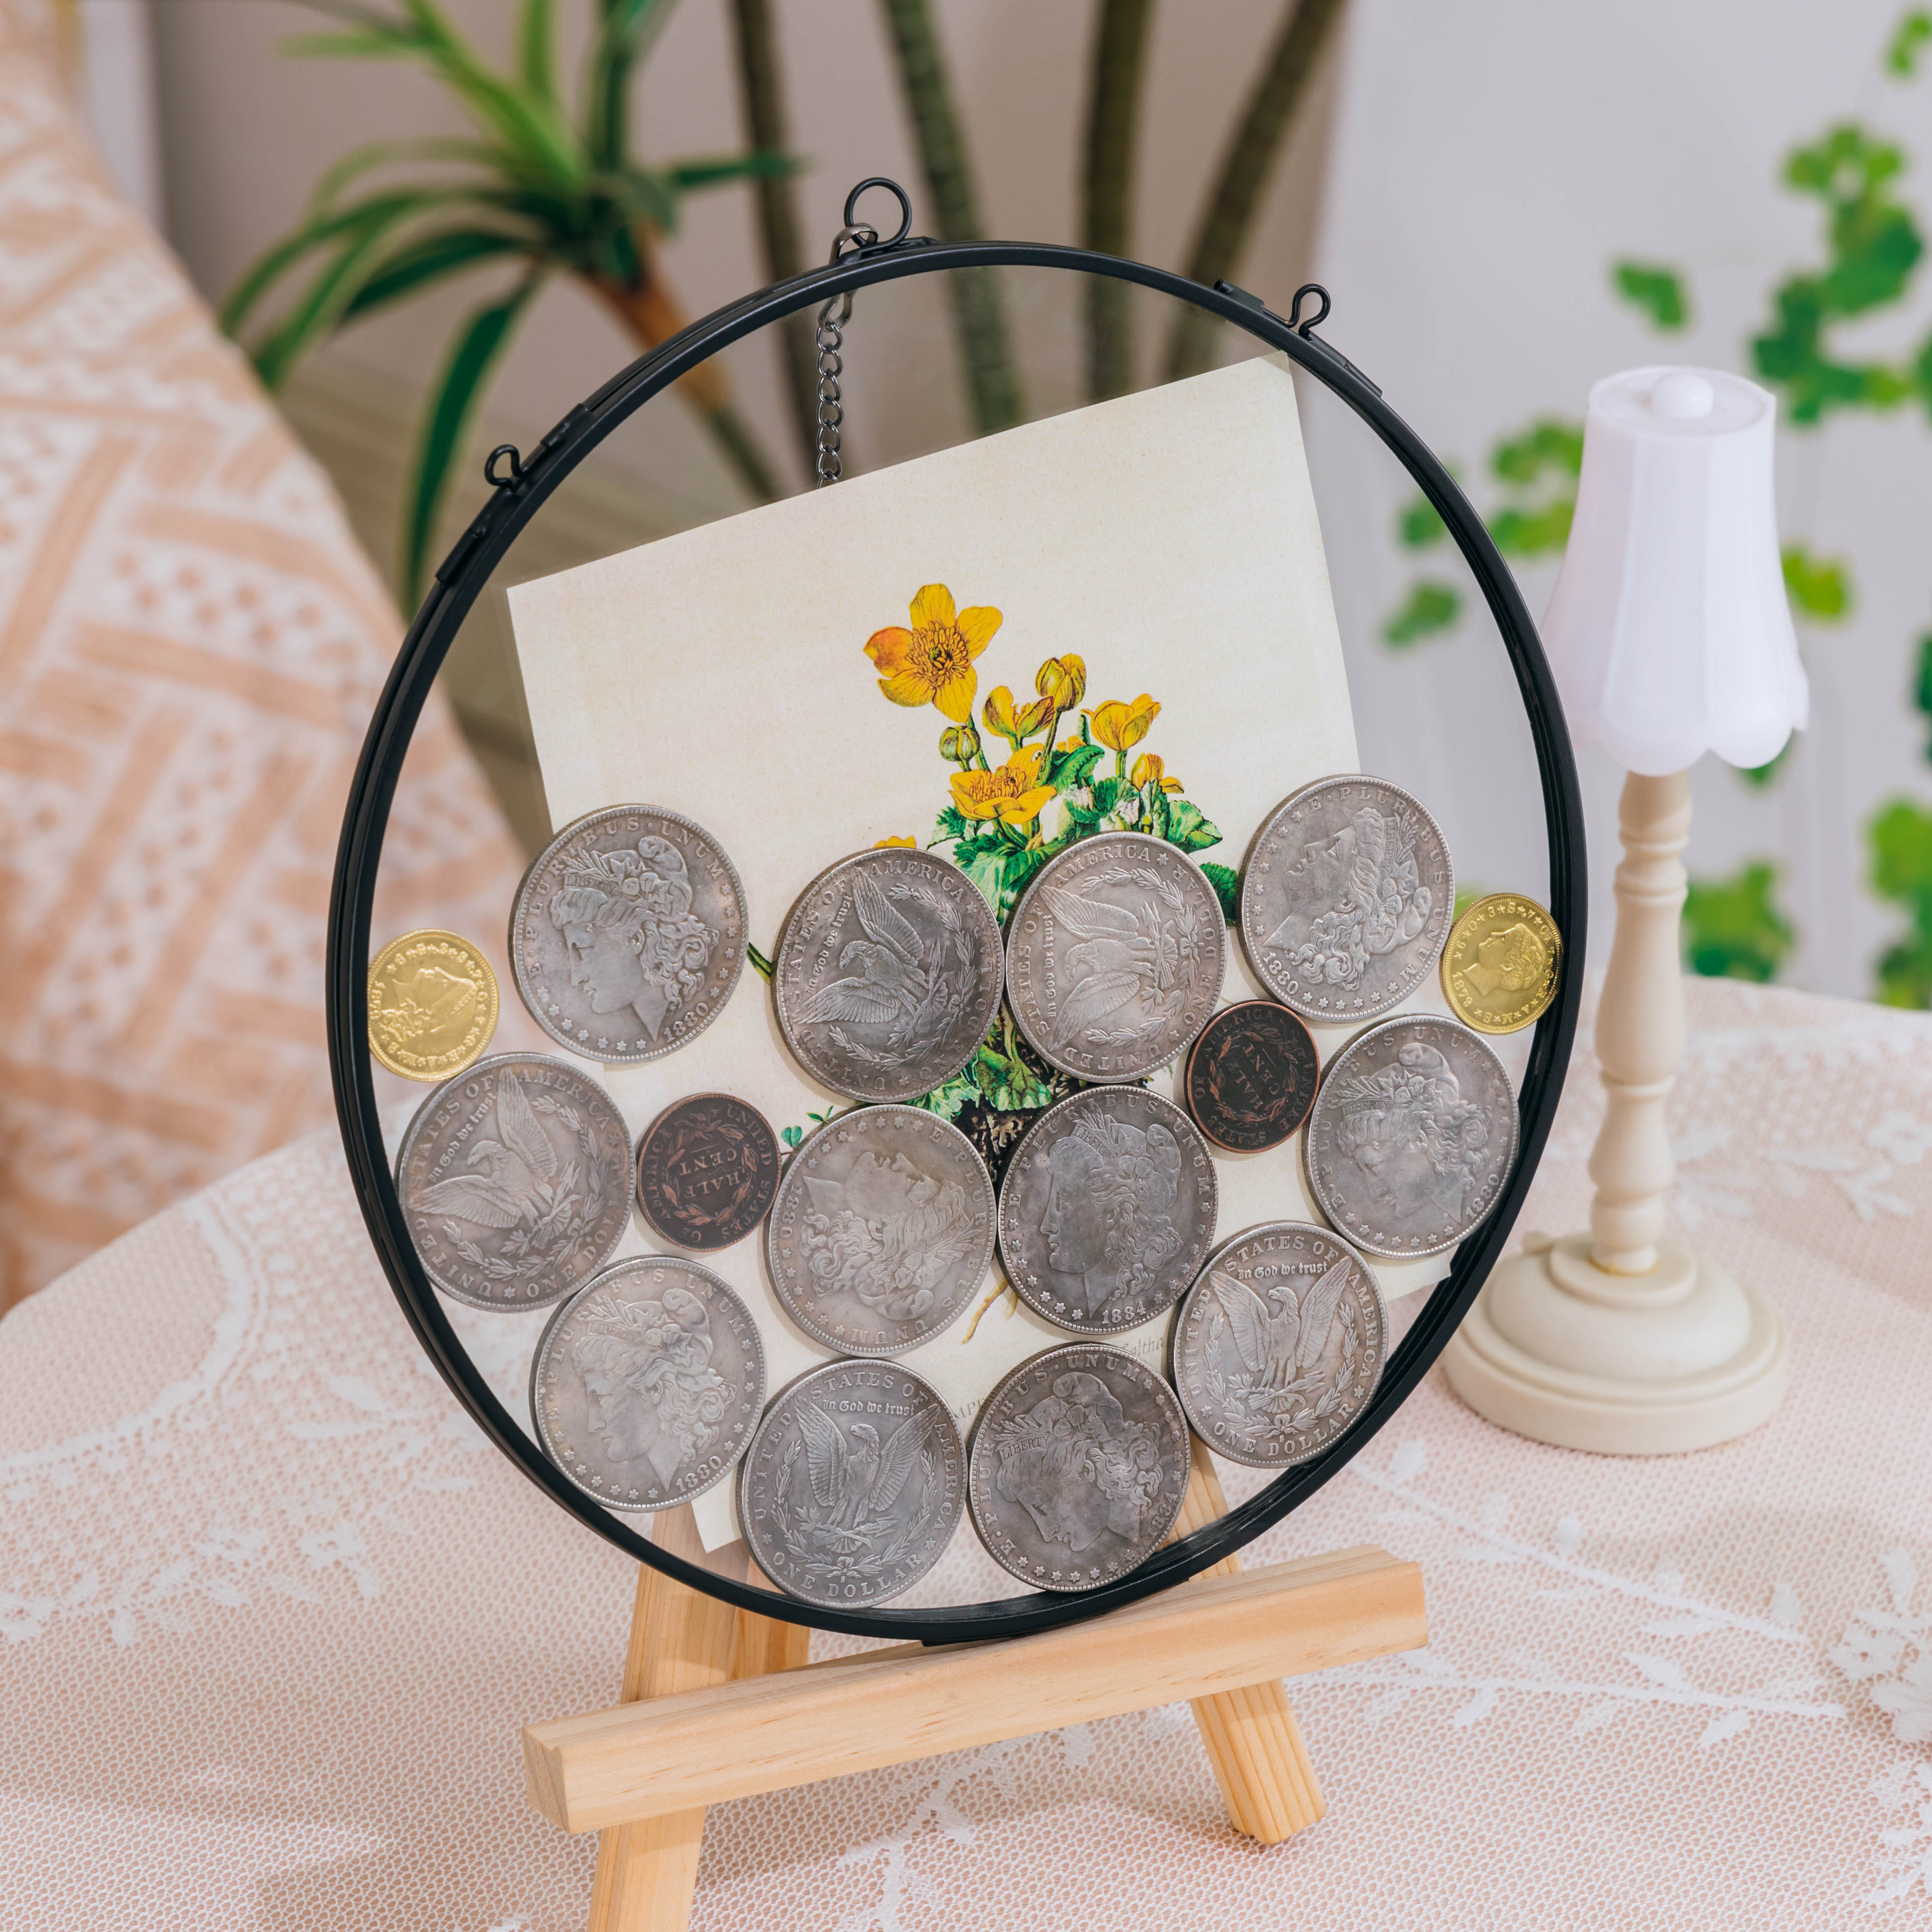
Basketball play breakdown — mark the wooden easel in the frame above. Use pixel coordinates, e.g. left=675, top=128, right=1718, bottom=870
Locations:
left=524, top=1447, right=1427, bottom=1932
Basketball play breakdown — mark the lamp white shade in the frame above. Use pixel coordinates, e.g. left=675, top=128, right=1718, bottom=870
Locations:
left=1542, top=367, right=1808, bottom=776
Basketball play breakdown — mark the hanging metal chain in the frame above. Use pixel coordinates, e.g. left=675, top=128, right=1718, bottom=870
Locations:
left=816, top=222, right=875, bottom=486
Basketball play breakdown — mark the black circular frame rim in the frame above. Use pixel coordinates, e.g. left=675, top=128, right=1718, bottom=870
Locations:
left=326, top=235, right=1587, bottom=1642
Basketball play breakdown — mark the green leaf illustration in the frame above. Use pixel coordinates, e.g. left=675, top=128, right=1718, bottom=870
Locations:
left=1045, top=741, right=1106, bottom=790
left=1913, top=626, right=1932, bottom=761
left=1162, top=796, right=1222, bottom=853
left=1682, top=860, right=1796, bottom=983
left=1384, top=581, right=1462, bottom=646
left=1612, top=260, right=1691, bottom=331
left=1200, top=861, right=1239, bottom=923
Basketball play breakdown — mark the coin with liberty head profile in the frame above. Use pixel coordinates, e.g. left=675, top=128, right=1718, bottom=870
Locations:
left=531, top=1256, right=765, bottom=1511
left=510, top=804, right=746, bottom=1063
left=997, top=1088, right=1217, bottom=1333
left=1240, top=776, right=1452, bottom=1023
left=1303, top=1013, right=1518, bottom=1258
left=968, top=1343, right=1190, bottom=1592
left=766, top=1106, right=995, bottom=1354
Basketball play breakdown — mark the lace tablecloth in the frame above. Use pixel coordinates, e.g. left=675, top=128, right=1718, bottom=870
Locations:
left=6, top=974, right=1932, bottom=1930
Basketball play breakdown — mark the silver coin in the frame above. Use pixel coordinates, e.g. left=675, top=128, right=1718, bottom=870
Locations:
left=741, top=1361, right=966, bottom=1607
left=1240, top=775, right=1453, bottom=1023
left=530, top=1256, right=766, bottom=1511
left=395, top=1052, right=631, bottom=1310
left=774, top=847, right=1004, bottom=1103
left=997, top=1088, right=1218, bottom=1333
left=968, top=1343, right=1190, bottom=1592
left=766, top=1107, right=995, bottom=1354
left=1304, top=1013, right=1519, bottom=1258
left=1172, top=1222, right=1387, bottom=1468
left=510, top=804, right=746, bottom=1063
left=1005, top=832, right=1226, bottom=1082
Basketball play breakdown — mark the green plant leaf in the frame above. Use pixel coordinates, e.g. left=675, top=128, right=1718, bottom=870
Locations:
left=1384, top=580, right=1462, bottom=646
left=1489, top=500, right=1574, bottom=556
left=1682, top=859, right=1795, bottom=984
left=1869, top=797, right=1932, bottom=1004
left=518, top=0, right=557, bottom=101
left=1199, top=861, right=1239, bottom=923
left=1913, top=627, right=1932, bottom=761
left=934, top=804, right=971, bottom=842
left=1453, top=882, right=1487, bottom=920
left=1396, top=492, right=1447, bottom=549
left=284, top=29, right=422, bottom=61
left=401, top=272, right=543, bottom=608
left=1044, top=741, right=1106, bottom=790
left=746, top=942, right=774, bottom=981
left=586, top=0, right=677, bottom=171
left=1611, top=259, right=1691, bottom=331
left=251, top=197, right=450, bottom=389
left=220, top=189, right=444, bottom=337
left=1739, top=743, right=1791, bottom=788
left=665, top=150, right=799, bottom=192
left=1782, top=542, right=1854, bottom=620
left=342, top=226, right=528, bottom=320
left=304, top=136, right=507, bottom=216
left=1889, top=8, right=1932, bottom=75
left=1490, top=419, right=1583, bottom=486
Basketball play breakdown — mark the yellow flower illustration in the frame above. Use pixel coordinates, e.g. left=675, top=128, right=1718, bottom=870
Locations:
left=1087, top=694, right=1161, bottom=752
left=983, top=683, right=1053, bottom=745
left=865, top=584, right=1001, bottom=723
left=1036, top=654, right=1087, bottom=709
left=875, top=834, right=919, bottom=848
left=1131, top=751, right=1183, bottom=793
left=951, top=745, right=1056, bottom=827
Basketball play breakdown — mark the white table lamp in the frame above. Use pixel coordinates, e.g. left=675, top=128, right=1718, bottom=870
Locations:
left=1443, top=367, right=1806, bottom=1454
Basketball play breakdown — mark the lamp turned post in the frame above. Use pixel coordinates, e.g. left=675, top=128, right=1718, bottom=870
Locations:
left=1444, top=367, right=1807, bottom=1455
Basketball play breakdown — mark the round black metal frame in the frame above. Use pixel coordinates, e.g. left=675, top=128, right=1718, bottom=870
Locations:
left=326, top=215, right=1587, bottom=1644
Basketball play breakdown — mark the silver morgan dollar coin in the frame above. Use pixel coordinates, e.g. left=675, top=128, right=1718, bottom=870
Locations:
left=1172, top=1222, right=1387, bottom=1468
left=741, top=1361, right=966, bottom=1608
left=395, top=1052, right=632, bottom=1310
left=997, top=1088, right=1218, bottom=1333
left=968, top=1343, right=1191, bottom=1592
left=774, top=847, right=1003, bottom=1103
left=1240, top=775, right=1453, bottom=1023
left=530, top=1256, right=766, bottom=1511
left=766, top=1106, right=995, bottom=1354
left=510, top=804, right=747, bottom=1063
left=1304, top=1013, right=1519, bottom=1258
left=1005, top=832, right=1226, bottom=1082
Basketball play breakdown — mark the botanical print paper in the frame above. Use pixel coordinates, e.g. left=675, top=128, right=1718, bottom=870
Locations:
left=509, top=353, right=1444, bottom=1548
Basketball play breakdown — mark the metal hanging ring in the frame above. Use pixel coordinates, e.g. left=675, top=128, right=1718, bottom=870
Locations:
left=483, top=443, right=524, bottom=487
left=1286, top=283, right=1332, bottom=335
left=842, top=175, right=912, bottom=249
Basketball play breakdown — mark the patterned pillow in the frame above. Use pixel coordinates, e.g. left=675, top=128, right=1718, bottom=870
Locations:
left=0, top=20, right=528, bottom=1303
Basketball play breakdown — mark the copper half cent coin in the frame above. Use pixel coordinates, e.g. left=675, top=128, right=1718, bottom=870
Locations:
left=635, top=1093, right=781, bottom=1252
left=1183, top=1000, right=1320, bottom=1152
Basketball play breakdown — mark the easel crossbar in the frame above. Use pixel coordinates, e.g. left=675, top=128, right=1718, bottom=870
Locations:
left=525, top=1545, right=1424, bottom=1832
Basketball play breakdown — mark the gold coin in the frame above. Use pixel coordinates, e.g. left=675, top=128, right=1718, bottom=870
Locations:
left=367, top=929, right=500, bottom=1080
left=1440, top=893, right=1561, bottom=1034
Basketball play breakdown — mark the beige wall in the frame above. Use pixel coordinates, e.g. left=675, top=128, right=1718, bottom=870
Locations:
left=149, top=0, right=1341, bottom=507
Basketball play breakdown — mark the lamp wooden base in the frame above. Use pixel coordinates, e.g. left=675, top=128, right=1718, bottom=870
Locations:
left=1444, top=1233, right=1788, bottom=1455
left=528, top=1457, right=1427, bottom=1932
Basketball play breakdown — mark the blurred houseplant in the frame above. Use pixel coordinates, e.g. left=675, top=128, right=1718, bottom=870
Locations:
left=223, top=0, right=792, bottom=606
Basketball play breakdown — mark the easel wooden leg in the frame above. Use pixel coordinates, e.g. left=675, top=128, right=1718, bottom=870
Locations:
left=1173, top=1440, right=1327, bottom=1844
left=587, top=1509, right=744, bottom=1932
